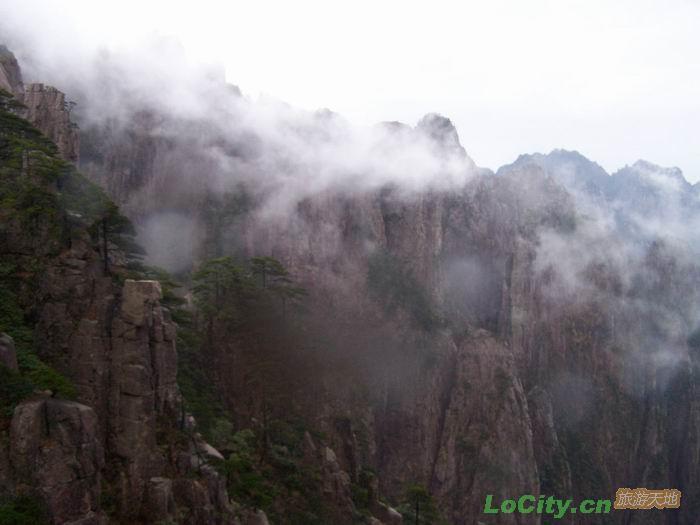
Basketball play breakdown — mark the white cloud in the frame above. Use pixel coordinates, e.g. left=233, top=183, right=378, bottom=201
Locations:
left=1, top=0, right=699, bottom=179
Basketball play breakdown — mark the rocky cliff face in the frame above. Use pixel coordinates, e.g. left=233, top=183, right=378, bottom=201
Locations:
left=21, top=83, right=80, bottom=162
left=2, top=271, right=237, bottom=524
left=4, top=44, right=700, bottom=525
left=72, top=92, right=700, bottom=525
left=0, top=46, right=23, bottom=96
left=1, top=238, right=237, bottom=523
left=0, top=67, right=239, bottom=524
left=187, top=144, right=696, bottom=525
left=0, top=47, right=79, bottom=162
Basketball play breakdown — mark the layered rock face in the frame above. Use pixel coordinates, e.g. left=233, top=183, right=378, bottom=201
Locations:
left=21, top=83, right=80, bottom=162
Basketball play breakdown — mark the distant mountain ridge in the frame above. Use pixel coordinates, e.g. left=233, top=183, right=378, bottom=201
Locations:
left=499, top=148, right=695, bottom=199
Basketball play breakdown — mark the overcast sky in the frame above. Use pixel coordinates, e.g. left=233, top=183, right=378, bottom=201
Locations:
left=2, top=0, right=699, bottom=181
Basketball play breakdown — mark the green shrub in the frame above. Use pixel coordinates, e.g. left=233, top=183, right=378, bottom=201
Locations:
left=0, top=284, right=75, bottom=411
left=16, top=350, right=76, bottom=400
left=351, top=483, right=371, bottom=513
left=0, top=366, right=34, bottom=417
left=0, top=285, right=33, bottom=351
left=0, top=494, right=48, bottom=525
left=222, top=430, right=277, bottom=510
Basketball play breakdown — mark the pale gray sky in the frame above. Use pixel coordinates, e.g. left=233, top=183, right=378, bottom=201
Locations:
left=2, top=0, right=699, bottom=180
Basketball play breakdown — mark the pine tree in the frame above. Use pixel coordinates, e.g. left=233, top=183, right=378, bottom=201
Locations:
left=251, top=256, right=307, bottom=316
left=97, top=201, right=145, bottom=272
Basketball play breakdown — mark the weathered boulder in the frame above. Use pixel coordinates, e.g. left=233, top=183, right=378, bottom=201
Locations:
left=9, top=398, right=106, bottom=524
left=120, top=279, right=163, bottom=325
left=245, top=509, right=270, bottom=525
left=170, top=463, right=236, bottom=525
left=0, top=332, right=18, bottom=371
left=145, top=477, right=176, bottom=522
left=194, top=434, right=226, bottom=462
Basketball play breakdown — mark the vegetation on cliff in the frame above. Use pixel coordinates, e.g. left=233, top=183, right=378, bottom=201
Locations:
left=367, top=248, right=440, bottom=332
left=0, top=494, right=47, bottom=525
left=0, top=89, right=92, bottom=417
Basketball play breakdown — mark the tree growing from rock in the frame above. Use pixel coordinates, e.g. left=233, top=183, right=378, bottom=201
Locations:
left=398, top=484, right=443, bottom=525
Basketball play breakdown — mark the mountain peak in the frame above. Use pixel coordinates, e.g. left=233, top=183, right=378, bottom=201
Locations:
left=498, top=148, right=610, bottom=198
left=547, top=148, right=593, bottom=162
left=624, top=159, right=690, bottom=188
left=416, top=113, right=461, bottom=150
